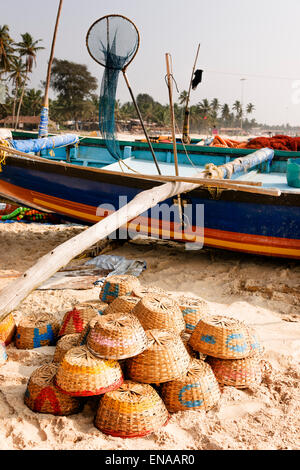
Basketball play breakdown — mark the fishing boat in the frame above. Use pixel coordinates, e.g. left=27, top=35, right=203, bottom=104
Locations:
left=0, top=133, right=299, bottom=259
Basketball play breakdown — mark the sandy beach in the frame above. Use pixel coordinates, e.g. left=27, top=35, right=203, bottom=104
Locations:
left=0, top=222, right=299, bottom=450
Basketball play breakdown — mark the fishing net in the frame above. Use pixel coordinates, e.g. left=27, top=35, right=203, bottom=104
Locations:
left=86, top=15, right=140, bottom=161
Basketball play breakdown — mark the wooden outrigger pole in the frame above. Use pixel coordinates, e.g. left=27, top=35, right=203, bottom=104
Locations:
left=182, top=43, right=201, bottom=144
left=165, top=52, right=183, bottom=222
left=38, top=0, right=64, bottom=138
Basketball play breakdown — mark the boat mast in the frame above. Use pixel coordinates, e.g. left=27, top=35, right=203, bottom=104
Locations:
left=38, top=0, right=64, bottom=138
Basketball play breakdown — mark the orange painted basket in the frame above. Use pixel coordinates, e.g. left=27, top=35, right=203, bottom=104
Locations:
left=0, top=313, right=16, bottom=345
left=94, top=380, right=169, bottom=438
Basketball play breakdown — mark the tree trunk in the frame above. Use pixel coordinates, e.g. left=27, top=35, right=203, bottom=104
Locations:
left=15, top=71, right=28, bottom=130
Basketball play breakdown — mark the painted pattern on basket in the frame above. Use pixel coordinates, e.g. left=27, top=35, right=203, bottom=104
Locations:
left=55, top=345, right=124, bottom=396
left=15, top=314, right=60, bottom=350
left=86, top=312, right=148, bottom=360
left=0, top=341, right=8, bottom=366
left=24, top=364, right=82, bottom=416
left=94, top=380, right=169, bottom=438
left=126, top=329, right=191, bottom=384
left=189, top=316, right=252, bottom=359
left=207, top=352, right=263, bottom=389
left=132, top=294, right=185, bottom=334
left=59, top=301, right=106, bottom=337
left=178, top=296, right=211, bottom=332
left=0, top=313, right=16, bottom=345
left=99, top=275, right=140, bottom=304
left=161, top=359, right=221, bottom=412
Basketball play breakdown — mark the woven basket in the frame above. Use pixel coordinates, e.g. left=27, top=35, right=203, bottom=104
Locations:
left=178, top=296, right=211, bottom=332
left=132, top=294, right=185, bottom=334
left=87, top=312, right=148, bottom=360
left=99, top=275, right=140, bottom=304
left=181, top=332, right=197, bottom=358
left=161, top=359, right=221, bottom=412
left=0, top=341, right=8, bottom=366
left=127, top=329, right=191, bottom=384
left=207, top=352, right=263, bottom=388
left=249, top=330, right=264, bottom=356
left=78, top=317, right=99, bottom=346
left=58, top=301, right=106, bottom=337
left=55, top=345, right=123, bottom=396
left=24, top=363, right=82, bottom=415
left=0, top=313, right=16, bottom=345
left=15, top=313, right=60, bottom=350
left=132, top=285, right=165, bottom=299
left=104, top=296, right=140, bottom=315
left=53, top=333, right=81, bottom=363
left=94, top=380, right=169, bottom=438
left=189, top=316, right=252, bottom=359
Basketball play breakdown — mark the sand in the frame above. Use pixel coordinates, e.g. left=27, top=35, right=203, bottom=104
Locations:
left=0, top=222, right=299, bottom=450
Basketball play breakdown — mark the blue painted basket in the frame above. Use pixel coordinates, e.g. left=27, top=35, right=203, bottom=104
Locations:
left=15, top=313, right=60, bottom=350
left=189, top=316, right=252, bottom=359
left=99, top=275, right=140, bottom=304
left=161, top=359, right=221, bottom=412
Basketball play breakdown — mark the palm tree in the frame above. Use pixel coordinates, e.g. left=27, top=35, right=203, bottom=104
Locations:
left=8, top=57, right=26, bottom=125
left=22, top=88, right=43, bottom=116
left=221, top=103, right=230, bottom=124
left=211, top=98, right=220, bottom=114
left=197, top=98, right=211, bottom=117
left=233, top=100, right=242, bottom=118
left=0, top=25, right=15, bottom=78
left=246, top=103, right=255, bottom=115
left=14, top=33, right=44, bottom=128
left=178, top=90, right=188, bottom=106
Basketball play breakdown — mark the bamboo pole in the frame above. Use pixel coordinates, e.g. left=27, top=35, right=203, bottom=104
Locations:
left=42, top=0, right=64, bottom=109
left=122, top=70, right=161, bottom=175
left=182, top=43, right=201, bottom=144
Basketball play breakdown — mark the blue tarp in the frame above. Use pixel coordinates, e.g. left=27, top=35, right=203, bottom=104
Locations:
left=11, top=134, right=79, bottom=153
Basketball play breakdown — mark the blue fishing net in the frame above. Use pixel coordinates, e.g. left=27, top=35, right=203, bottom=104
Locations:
left=86, top=15, right=139, bottom=160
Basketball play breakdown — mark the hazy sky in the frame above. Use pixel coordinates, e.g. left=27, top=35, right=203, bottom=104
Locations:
left=2, top=0, right=300, bottom=126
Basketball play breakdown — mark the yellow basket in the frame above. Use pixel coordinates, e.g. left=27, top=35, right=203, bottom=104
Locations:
left=15, top=313, right=60, bottom=350
left=0, top=313, right=16, bottom=345
left=189, top=316, right=252, bottom=359
left=24, top=363, right=82, bottom=416
left=94, top=380, right=169, bottom=438
left=99, top=275, right=140, bottom=304
left=132, top=294, right=185, bottom=334
left=161, top=359, right=221, bottom=412
left=55, top=345, right=123, bottom=396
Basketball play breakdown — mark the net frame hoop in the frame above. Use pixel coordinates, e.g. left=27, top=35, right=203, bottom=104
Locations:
left=86, top=14, right=140, bottom=71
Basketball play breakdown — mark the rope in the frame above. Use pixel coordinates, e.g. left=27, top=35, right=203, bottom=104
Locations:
left=0, top=139, right=11, bottom=172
